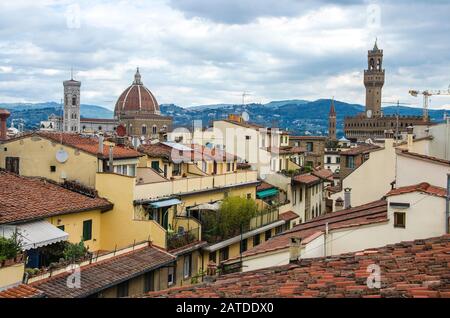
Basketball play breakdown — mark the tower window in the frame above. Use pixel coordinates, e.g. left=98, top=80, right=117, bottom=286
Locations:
left=142, top=125, right=147, bottom=135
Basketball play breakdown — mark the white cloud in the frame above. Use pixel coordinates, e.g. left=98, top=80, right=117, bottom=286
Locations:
left=0, top=0, right=449, bottom=110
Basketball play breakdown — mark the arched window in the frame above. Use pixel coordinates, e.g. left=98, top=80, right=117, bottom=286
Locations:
left=72, top=96, right=77, bottom=106
left=369, top=58, right=375, bottom=70
left=377, top=59, right=381, bottom=70
left=152, top=125, right=157, bottom=134
left=98, top=126, right=102, bottom=131
left=142, top=125, right=147, bottom=135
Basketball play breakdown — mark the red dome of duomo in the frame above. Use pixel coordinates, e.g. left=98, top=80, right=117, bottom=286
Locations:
left=114, top=68, right=160, bottom=116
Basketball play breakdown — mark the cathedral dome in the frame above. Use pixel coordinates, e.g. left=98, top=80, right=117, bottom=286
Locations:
left=114, top=68, right=160, bottom=117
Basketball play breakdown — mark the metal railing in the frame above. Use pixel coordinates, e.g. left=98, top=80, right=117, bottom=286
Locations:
left=166, top=227, right=200, bottom=251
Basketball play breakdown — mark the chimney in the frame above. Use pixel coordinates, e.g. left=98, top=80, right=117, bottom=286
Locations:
left=406, top=126, right=414, bottom=151
left=98, top=135, right=104, bottom=155
left=335, top=197, right=344, bottom=211
left=0, top=109, right=10, bottom=141
left=289, top=237, right=302, bottom=262
left=384, top=129, right=395, bottom=148
left=109, top=145, right=114, bottom=172
left=344, top=188, right=352, bottom=209
left=204, top=262, right=218, bottom=283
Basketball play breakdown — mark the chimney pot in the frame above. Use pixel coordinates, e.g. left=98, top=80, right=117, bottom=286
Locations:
left=289, top=237, right=302, bottom=262
left=344, top=188, right=352, bottom=209
left=0, top=109, right=11, bottom=141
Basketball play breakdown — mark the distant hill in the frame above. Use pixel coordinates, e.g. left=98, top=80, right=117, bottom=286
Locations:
left=2, top=100, right=447, bottom=135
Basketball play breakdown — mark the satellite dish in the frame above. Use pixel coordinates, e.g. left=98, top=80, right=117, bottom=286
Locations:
left=242, top=111, right=250, bottom=122
left=56, top=149, right=69, bottom=163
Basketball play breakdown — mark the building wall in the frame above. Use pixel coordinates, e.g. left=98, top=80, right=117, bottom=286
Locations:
left=0, top=263, right=25, bottom=289
left=46, top=209, right=103, bottom=252
left=0, top=136, right=99, bottom=187
left=122, top=116, right=172, bottom=139
left=327, top=193, right=446, bottom=256
left=330, top=140, right=396, bottom=209
left=429, top=119, right=450, bottom=160
left=95, top=173, right=167, bottom=251
left=174, top=250, right=202, bottom=287
left=396, top=154, right=450, bottom=188
left=243, top=250, right=289, bottom=272
left=290, top=138, right=325, bottom=168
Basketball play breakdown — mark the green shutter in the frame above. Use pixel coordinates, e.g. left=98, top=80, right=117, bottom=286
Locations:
left=83, top=220, right=92, bottom=241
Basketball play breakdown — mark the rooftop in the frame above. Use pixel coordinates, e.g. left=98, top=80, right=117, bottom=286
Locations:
left=0, top=170, right=113, bottom=224
left=387, top=182, right=447, bottom=199
left=4, top=132, right=142, bottom=160
left=397, top=150, right=450, bottom=166
left=340, top=143, right=381, bottom=156
left=31, top=244, right=175, bottom=298
left=290, top=135, right=327, bottom=141
left=292, top=174, right=321, bottom=185
left=0, top=284, right=44, bottom=298
left=237, top=200, right=388, bottom=259
left=278, top=211, right=299, bottom=222
left=146, top=235, right=450, bottom=298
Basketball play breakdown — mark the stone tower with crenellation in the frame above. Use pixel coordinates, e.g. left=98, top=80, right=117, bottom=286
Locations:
left=328, top=98, right=336, bottom=140
left=363, top=40, right=385, bottom=118
left=63, top=74, right=81, bottom=133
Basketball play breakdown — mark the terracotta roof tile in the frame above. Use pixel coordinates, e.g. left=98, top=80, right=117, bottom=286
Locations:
left=257, top=181, right=276, bottom=192
left=292, top=174, right=320, bottom=185
left=341, top=144, right=381, bottom=156
left=398, top=150, right=450, bottom=166
left=31, top=244, right=175, bottom=298
left=238, top=200, right=388, bottom=258
left=386, top=183, right=447, bottom=198
left=0, top=171, right=113, bottom=224
left=279, top=211, right=299, bottom=222
left=145, top=235, right=450, bottom=298
left=265, top=146, right=305, bottom=155
left=312, top=168, right=334, bottom=181
left=5, top=132, right=142, bottom=159
left=0, top=284, right=44, bottom=298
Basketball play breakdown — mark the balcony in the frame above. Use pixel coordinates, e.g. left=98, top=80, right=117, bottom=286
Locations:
left=166, top=227, right=201, bottom=251
left=134, top=170, right=258, bottom=201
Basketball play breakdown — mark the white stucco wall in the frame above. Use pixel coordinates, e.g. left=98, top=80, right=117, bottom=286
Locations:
left=331, top=139, right=397, bottom=209
left=396, top=154, right=450, bottom=188
left=326, top=192, right=446, bottom=256
left=243, top=250, right=290, bottom=272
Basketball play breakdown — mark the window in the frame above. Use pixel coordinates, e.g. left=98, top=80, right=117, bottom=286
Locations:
left=50, top=165, right=56, bottom=172
left=306, top=142, right=313, bottom=152
left=240, top=239, right=248, bottom=253
left=152, top=125, right=157, bottom=134
left=82, top=220, right=92, bottom=241
left=253, top=234, right=260, bottom=247
left=183, top=254, right=192, bottom=279
left=141, top=125, right=147, bottom=135
left=346, top=156, right=355, bottom=169
left=336, top=157, right=340, bottom=164
left=293, top=188, right=297, bottom=206
left=299, top=187, right=303, bottom=202
left=143, top=272, right=154, bottom=293
left=72, top=96, right=76, bottom=106
left=209, top=251, right=217, bottom=263
left=173, top=163, right=181, bottom=176
left=394, top=212, right=406, bottom=228
left=116, top=281, right=129, bottom=297
left=57, top=225, right=65, bottom=231
left=168, top=266, right=175, bottom=285
left=219, top=247, right=229, bottom=262
left=326, top=156, right=331, bottom=164
left=227, top=162, right=231, bottom=172
left=275, top=225, right=283, bottom=235
left=265, top=230, right=272, bottom=241
left=151, top=161, right=160, bottom=171
left=246, top=193, right=252, bottom=199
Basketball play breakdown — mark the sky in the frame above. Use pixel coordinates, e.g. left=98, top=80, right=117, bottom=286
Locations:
left=0, top=0, right=450, bottom=110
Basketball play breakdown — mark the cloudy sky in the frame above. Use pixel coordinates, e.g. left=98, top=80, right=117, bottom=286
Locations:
left=1, top=0, right=449, bottom=110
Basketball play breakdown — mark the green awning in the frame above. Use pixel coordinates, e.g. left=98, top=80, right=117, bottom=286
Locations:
left=256, top=188, right=279, bottom=199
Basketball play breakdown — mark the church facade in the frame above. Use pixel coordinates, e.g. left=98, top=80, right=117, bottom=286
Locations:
left=344, top=42, right=430, bottom=141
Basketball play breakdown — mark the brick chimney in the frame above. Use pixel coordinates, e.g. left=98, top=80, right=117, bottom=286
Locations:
left=0, top=109, right=10, bottom=141
left=289, top=237, right=302, bottom=262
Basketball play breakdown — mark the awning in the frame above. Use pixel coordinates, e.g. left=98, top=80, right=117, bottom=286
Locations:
left=0, top=221, right=69, bottom=251
left=256, top=188, right=279, bottom=199
left=150, top=198, right=182, bottom=208
left=189, top=202, right=221, bottom=211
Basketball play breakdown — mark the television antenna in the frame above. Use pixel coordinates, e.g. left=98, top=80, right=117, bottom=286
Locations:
left=381, top=100, right=414, bottom=141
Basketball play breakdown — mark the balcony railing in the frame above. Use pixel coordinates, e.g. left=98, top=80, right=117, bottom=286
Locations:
left=134, top=170, right=258, bottom=201
left=166, top=227, right=200, bottom=251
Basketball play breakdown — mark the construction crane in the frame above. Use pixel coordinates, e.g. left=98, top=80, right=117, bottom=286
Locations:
left=409, top=85, right=450, bottom=122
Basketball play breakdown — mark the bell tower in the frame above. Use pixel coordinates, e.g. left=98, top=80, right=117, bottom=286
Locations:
left=328, top=98, right=336, bottom=140
left=363, top=40, right=384, bottom=118
left=63, top=71, right=81, bottom=133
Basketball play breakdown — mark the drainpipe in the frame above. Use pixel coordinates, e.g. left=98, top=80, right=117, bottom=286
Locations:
left=446, top=174, right=450, bottom=234
left=108, top=145, right=114, bottom=172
